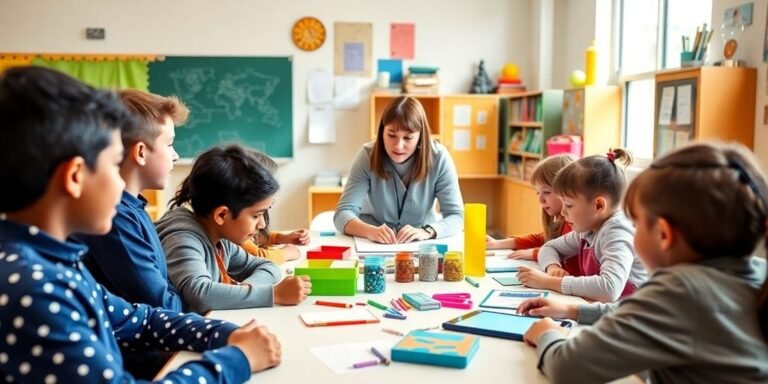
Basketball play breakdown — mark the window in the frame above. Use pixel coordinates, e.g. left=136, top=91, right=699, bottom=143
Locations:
left=619, top=0, right=711, bottom=162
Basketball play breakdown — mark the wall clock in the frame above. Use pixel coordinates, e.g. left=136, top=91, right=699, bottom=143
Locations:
left=292, top=17, right=326, bottom=51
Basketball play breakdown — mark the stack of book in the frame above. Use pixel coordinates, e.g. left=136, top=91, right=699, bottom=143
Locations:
left=404, top=66, right=439, bottom=94
left=314, top=172, right=341, bottom=187
left=496, top=78, right=526, bottom=94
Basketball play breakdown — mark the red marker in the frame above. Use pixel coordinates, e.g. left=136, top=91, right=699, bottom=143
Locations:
left=315, top=300, right=353, bottom=308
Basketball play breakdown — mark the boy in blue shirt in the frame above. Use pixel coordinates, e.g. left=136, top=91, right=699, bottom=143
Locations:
left=74, top=89, right=189, bottom=378
left=77, top=89, right=188, bottom=312
left=0, top=66, right=282, bottom=382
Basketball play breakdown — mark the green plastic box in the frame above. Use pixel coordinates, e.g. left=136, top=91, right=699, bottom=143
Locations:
left=294, top=259, right=358, bottom=296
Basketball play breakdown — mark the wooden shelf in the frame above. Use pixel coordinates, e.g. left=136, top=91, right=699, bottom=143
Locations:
left=508, top=121, right=542, bottom=127
left=507, top=150, right=542, bottom=159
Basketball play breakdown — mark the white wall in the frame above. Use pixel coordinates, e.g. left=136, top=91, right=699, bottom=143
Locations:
left=0, top=0, right=532, bottom=229
left=711, top=0, right=768, bottom=169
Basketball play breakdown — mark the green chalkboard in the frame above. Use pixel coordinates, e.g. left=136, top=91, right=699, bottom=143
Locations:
left=148, top=56, right=292, bottom=158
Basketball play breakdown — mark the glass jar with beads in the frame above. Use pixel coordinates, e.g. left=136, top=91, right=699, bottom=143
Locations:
left=364, top=256, right=386, bottom=293
left=443, top=251, right=464, bottom=282
left=395, top=252, right=415, bottom=283
left=418, top=244, right=439, bottom=282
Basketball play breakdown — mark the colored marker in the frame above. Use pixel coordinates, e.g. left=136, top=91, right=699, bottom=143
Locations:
left=386, top=307, right=403, bottom=316
left=382, top=328, right=405, bottom=336
left=352, top=359, right=380, bottom=369
left=355, top=302, right=367, bottom=306
left=315, top=300, right=352, bottom=308
left=416, top=325, right=440, bottom=331
left=465, top=276, right=480, bottom=287
left=319, top=231, right=336, bottom=237
left=367, top=300, right=388, bottom=311
left=371, top=347, right=391, bottom=366
left=384, top=312, right=407, bottom=320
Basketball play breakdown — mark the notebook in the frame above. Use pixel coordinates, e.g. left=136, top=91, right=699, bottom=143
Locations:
left=299, top=308, right=379, bottom=327
left=402, top=292, right=442, bottom=311
left=479, top=289, right=548, bottom=310
left=492, top=276, right=522, bottom=286
left=442, top=310, right=570, bottom=341
left=391, top=330, right=479, bottom=368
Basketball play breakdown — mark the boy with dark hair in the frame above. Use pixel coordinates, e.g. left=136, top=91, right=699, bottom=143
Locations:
left=0, top=66, right=281, bottom=382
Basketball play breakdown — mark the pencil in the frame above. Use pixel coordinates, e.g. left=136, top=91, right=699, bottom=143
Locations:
left=382, top=328, right=404, bottom=336
left=465, top=276, right=480, bottom=287
left=352, top=359, right=380, bottom=369
left=371, top=347, right=391, bottom=366
left=315, top=300, right=352, bottom=308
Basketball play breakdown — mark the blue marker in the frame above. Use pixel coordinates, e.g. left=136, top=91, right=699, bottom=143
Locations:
left=319, top=231, right=336, bottom=237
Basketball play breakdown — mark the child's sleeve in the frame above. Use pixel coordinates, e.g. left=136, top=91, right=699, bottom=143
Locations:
left=535, top=272, right=695, bottom=383
left=513, top=232, right=547, bottom=249
left=334, top=148, right=372, bottom=233
left=559, top=226, right=635, bottom=302
left=0, top=274, right=249, bottom=384
left=164, top=233, right=277, bottom=313
left=226, top=242, right=282, bottom=285
left=429, top=148, right=465, bottom=238
left=537, top=231, right=582, bottom=270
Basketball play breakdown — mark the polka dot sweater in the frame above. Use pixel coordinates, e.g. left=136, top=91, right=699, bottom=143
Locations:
left=0, top=219, right=251, bottom=383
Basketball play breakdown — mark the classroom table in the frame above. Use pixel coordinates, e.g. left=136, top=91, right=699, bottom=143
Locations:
left=156, top=232, right=637, bottom=384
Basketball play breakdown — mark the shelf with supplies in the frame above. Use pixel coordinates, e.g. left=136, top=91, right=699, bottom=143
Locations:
left=653, top=67, right=756, bottom=157
left=499, top=90, right=563, bottom=182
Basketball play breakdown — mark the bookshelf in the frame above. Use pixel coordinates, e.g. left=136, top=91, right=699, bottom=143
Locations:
left=500, top=90, right=564, bottom=181
left=653, top=67, right=755, bottom=157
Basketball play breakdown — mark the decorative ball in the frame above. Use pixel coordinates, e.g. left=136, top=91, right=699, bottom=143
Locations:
left=502, top=63, right=519, bottom=80
left=570, top=70, right=586, bottom=87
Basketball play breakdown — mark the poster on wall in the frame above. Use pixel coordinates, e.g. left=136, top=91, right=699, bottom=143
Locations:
left=334, top=22, right=373, bottom=77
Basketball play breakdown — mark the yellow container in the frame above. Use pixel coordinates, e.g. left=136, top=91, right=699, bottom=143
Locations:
left=443, top=251, right=464, bottom=282
left=585, top=41, right=597, bottom=86
left=464, top=203, right=486, bottom=276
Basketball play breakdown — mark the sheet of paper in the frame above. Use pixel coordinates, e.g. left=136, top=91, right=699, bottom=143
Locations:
left=675, top=130, right=690, bottom=148
left=452, top=129, right=471, bottom=151
left=675, top=84, right=692, bottom=125
left=475, top=134, right=487, bottom=150
left=307, top=69, right=333, bottom=104
left=308, top=104, right=335, bottom=144
left=390, top=23, right=415, bottom=59
left=476, top=110, right=488, bottom=125
left=658, top=129, right=676, bottom=155
left=311, top=339, right=397, bottom=374
left=343, top=42, right=364, bottom=72
left=353, top=233, right=464, bottom=253
left=658, top=86, right=675, bottom=125
left=334, top=76, right=360, bottom=110
left=453, top=105, right=471, bottom=127
left=300, top=308, right=378, bottom=326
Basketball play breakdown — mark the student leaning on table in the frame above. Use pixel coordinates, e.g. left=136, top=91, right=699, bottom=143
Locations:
left=334, top=96, right=464, bottom=244
left=519, top=142, right=768, bottom=384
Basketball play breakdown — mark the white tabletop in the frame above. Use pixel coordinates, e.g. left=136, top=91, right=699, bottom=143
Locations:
left=157, top=232, right=634, bottom=383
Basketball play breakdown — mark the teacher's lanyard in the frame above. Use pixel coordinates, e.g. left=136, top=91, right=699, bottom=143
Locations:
left=393, top=175, right=409, bottom=223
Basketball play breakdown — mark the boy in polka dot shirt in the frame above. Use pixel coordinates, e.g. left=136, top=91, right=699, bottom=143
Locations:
left=0, top=67, right=281, bottom=382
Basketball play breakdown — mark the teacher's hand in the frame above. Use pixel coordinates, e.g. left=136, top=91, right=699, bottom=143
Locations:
left=396, top=225, right=431, bottom=243
left=367, top=224, right=397, bottom=244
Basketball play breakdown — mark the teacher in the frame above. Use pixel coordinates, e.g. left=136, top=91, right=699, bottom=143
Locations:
left=334, top=96, right=464, bottom=244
